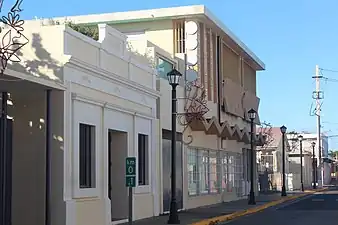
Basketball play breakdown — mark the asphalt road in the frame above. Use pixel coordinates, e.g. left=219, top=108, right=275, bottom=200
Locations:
left=224, top=187, right=338, bottom=225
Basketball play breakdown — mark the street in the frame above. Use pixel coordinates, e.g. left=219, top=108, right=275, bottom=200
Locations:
left=224, top=187, right=338, bottom=225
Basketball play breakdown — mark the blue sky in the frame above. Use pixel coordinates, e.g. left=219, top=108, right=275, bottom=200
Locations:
left=8, top=0, right=338, bottom=148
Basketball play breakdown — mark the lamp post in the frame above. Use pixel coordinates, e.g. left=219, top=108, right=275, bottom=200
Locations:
left=167, top=68, right=182, bottom=224
left=311, top=142, right=317, bottom=189
left=248, top=108, right=256, bottom=205
left=298, top=135, right=304, bottom=192
left=280, top=125, right=287, bottom=197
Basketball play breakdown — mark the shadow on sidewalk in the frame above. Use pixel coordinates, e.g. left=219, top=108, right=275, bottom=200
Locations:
left=121, top=193, right=300, bottom=225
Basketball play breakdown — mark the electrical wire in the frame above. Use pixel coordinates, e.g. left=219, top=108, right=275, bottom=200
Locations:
left=320, top=68, right=338, bottom=73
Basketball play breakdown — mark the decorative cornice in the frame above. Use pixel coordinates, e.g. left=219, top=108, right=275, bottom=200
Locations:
left=65, top=56, right=161, bottom=98
left=189, top=116, right=265, bottom=145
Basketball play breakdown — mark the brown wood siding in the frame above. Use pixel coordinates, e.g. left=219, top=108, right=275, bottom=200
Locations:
left=243, top=62, right=256, bottom=94
left=173, top=20, right=177, bottom=54
left=212, top=32, right=217, bottom=103
left=222, top=43, right=239, bottom=85
left=238, top=57, right=242, bottom=87
left=203, top=25, right=208, bottom=97
left=240, top=58, right=244, bottom=87
left=199, top=22, right=204, bottom=85
left=206, top=28, right=211, bottom=101
left=173, top=20, right=185, bottom=53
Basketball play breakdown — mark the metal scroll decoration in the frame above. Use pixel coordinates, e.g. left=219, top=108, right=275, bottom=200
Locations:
left=0, top=0, right=28, bottom=74
left=177, top=80, right=209, bottom=145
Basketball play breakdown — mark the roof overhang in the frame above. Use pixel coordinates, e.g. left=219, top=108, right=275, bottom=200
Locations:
left=51, top=5, right=265, bottom=70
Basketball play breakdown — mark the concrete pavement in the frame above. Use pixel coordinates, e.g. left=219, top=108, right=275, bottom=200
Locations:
left=222, top=187, right=338, bottom=225
left=120, top=192, right=307, bottom=225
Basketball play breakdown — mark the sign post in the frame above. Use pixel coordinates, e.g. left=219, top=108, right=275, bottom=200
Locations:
left=126, top=157, right=136, bottom=225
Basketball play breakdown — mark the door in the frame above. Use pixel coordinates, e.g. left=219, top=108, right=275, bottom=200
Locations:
left=162, top=130, right=183, bottom=213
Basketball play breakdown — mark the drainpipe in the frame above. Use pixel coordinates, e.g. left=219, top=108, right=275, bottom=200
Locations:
left=45, top=90, right=51, bottom=225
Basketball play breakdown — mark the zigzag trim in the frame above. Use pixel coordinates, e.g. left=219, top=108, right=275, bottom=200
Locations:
left=189, top=116, right=265, bottom=146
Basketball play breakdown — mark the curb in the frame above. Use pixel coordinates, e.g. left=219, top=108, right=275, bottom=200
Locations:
left=190, top=190, right=321, bottom=225
left=304, top=187, right=328, bottom=193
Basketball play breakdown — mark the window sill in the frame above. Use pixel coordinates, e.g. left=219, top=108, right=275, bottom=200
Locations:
left=73, top=187, right=99, bottom=199
left=135, top=185, right=151, bottom=194
left=188, top=191, right=221, bottom=197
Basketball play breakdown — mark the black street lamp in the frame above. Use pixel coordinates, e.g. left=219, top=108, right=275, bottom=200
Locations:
left=311, top=142, right=317, bottom=189
left=298, top=135, right=304, bottom=192
left=248, top=108, right=256, bottom=205
left=280, top=125, right=287, bottom=197
left=167, top=68, right=182, bottom=224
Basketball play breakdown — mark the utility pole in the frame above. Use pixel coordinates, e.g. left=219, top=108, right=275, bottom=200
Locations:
left=312, top=65, right=324, bottom=187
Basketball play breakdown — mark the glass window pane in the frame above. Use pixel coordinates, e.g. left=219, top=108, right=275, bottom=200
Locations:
left=157, top=57, right=173, bottom=79
left=235, top=153, right=244, bottom=197
left=222, top=152, right=228, bottom=190
left=199, top=150, right=209, bottom=194
left=209, top=150, right=220, bottom=193
left=138, top=134, right=149, bottom=186
left=187, top=148, right=198, bottom=195
left=79, top=123, right=96, bottom=189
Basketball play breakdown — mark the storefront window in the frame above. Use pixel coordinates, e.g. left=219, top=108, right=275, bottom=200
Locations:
left=199, top=150, right=209, bottom=194
left=187, top=148, right=244, bottom=197
left=187, top=148, right=198, bottom=195
left=209, top=151, right=220, bottom=193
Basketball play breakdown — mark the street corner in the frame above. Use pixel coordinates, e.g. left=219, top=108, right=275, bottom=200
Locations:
left=190, top=194, right=307, bottom=225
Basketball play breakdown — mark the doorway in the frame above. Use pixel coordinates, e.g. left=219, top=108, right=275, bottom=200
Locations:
left=162, top=129, right=183, bottom=213
left=108, top=130, right=128, bottom=222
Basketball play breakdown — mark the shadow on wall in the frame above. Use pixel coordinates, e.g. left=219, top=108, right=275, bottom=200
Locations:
left=0, top=33, right=66, bottom=225
left=7, top=33, right=62, bottom=81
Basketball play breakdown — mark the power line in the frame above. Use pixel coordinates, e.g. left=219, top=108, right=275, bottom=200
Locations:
left=320, top=68, right=338, bottom=73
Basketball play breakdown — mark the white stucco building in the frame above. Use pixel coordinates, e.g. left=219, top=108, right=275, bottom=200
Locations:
left=54, top=4, right=266, bottom=215
left=3, top=21, right=159, bottom=225
left=288, top=133, right=331, bottom=186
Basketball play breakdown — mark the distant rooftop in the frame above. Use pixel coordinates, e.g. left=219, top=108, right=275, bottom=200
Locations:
left=51, top=5, right=265, bottom=70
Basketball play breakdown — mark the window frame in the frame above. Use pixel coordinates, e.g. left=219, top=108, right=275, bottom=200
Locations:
left=138, top=133, right=149, bottom=186
left=72, top=100, right=101, bottom=199
left=134, top=117, right=152, bottom=194
left=79, top=123, right=96, bottom=189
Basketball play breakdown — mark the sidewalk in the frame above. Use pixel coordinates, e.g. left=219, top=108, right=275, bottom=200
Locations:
left=121, top=192, right=305, bottom=225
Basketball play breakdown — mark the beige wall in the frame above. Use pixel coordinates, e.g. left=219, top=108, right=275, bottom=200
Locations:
left=4, top=20, right=159, bottom=225
left=50, top=90, right=67, bottom=225
left=7, top=21, right=65, bottom=82
left=11, top=89, right=46, bottom=225
left=63, top=23, right=159, bottom=224
left=111, top=20, right=174, bottom=55
left=9, top=87, right=65, bottom=225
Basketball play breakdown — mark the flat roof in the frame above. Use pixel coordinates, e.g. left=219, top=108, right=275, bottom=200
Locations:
left=52, top=5, right=265, bottom=70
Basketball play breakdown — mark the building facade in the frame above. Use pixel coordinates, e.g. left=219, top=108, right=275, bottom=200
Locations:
left=5, top=21, right=159, bottom=225
left=290, top=133, right=331, bottom=186
left=54, top=4, right=266, bottom=220
left=257, top=128, right=291, bottom=192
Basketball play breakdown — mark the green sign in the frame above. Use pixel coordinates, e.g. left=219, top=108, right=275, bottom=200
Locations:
left=126, top=157, right=136, bottom=187
left=126, top=176, right=136, bottom=187
left=126, top=157, right=136, bottom=176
